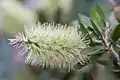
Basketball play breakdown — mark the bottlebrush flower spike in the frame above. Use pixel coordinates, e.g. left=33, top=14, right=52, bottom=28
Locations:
left=8, top=22, right=90, bottom=70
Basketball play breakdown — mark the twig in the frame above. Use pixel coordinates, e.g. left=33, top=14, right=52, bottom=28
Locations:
left=103, top=22, right=111, bottom=47
left=103, top=21, right=120, bottom=66
left=110, top=46, right=120, bottom=66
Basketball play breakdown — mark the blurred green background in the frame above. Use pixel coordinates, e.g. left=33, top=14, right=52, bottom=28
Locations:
left=0, top=0, right=120, bottom=80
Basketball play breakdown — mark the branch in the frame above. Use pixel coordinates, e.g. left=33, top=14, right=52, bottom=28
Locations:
left=103, top=22, right=120, bottom=66
left=110, top=46, right=120, bottom=65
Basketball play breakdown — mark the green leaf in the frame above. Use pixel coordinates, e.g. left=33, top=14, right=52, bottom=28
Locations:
left=97, top=60, right=112, bottom=66
left=100, top=18, right=106, bottom=27
left=78, top=13, right=91, bottom=27
left=80, top=46, right=103, bottom=56
left=75, top=48, right=106, bottom=70
left=90, top=6, right=98, bottom=20
left=78, top=23, right=95, bottom=46
left=111, top=24, right=120, bottom=42
left=96, top=4, right=105, bottom=20
left=90, top=51, right=105, bottom=61
left=90, top=6, right=101, bottom=24
left=90, top=19, right=102, bottom=37
left=90, top=5, right=106, bottom=30
left=90, top=19, right=106, bottom=46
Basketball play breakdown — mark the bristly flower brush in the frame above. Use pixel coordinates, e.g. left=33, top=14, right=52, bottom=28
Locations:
left=8, top=22, right=90, bottom=70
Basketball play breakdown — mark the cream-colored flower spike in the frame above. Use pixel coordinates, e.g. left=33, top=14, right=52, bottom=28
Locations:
left=9, top=22, right=90, bottom=70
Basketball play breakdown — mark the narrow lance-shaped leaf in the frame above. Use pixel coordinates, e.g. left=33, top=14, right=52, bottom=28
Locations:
left=90, top=19, right=106, bottom=45
left=96, top=4, right=106, bottom=20
left=78, top=14, right=95, bottom=46
left=90, top=5, right=101, bottom=23
left=88, top=26, right=98, bottom=37
left=90, top=19, right=102, bottom=36
left=79, top=23, right=95, bottom=46
left=90, top=5, right=106, bottom=30
left=101, top=19, right=106, bottom=27
left=74, top=46, right=105, bottom=70
left=80, top=46, right=103, bottom=56
left=96, top=5, right=106, bottom=29
left=111, top=24, right=120, bottom=42
left=78, top=13, right=91, bottom=27
left=97, top=60, right=112, bottom=67
left=90, top=51, right=106, bottom=61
